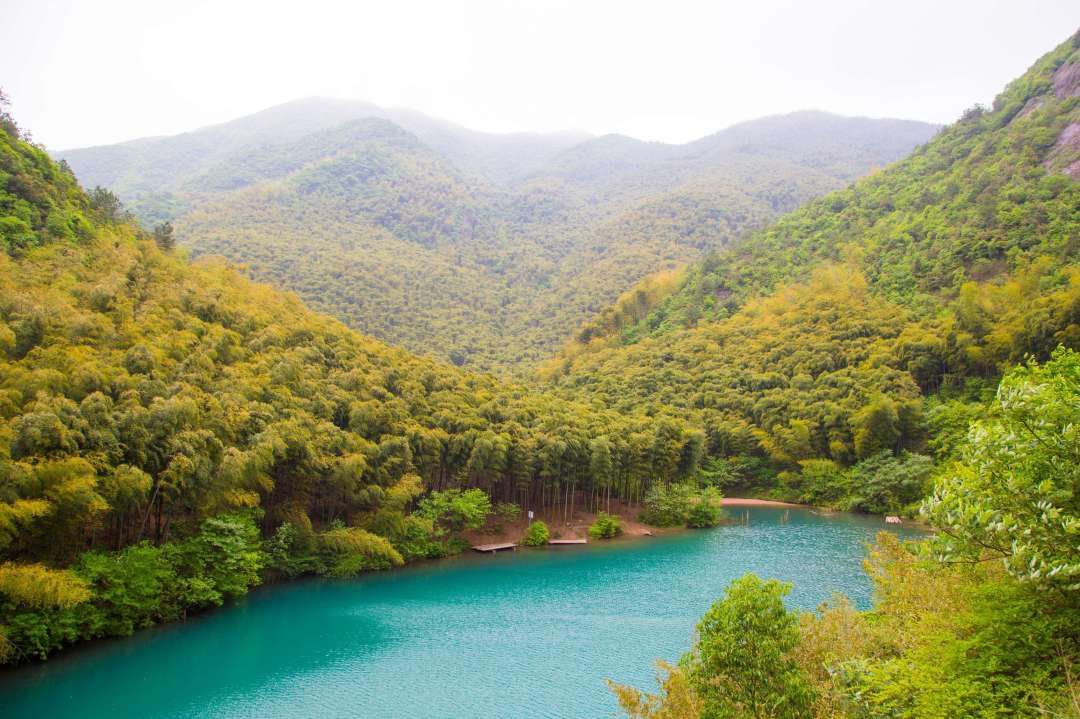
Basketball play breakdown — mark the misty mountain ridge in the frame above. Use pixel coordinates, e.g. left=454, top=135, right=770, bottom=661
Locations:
left=55, top=99, right=940, bottom=372
left=57, top=99, right=938, bottom=216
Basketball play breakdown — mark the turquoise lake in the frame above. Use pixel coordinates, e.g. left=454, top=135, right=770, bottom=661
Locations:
left=0, top=507, right=921, bottom=718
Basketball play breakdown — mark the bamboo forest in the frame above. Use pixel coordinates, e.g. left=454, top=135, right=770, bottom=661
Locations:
left=0, top=6, right=1077, bottom=718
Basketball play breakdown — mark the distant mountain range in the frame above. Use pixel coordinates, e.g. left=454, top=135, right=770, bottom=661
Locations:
left=56, top=100, right=939, bottom=372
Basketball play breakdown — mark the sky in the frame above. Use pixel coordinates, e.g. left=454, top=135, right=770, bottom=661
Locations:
left=2, top=0, right=1077, bottom=150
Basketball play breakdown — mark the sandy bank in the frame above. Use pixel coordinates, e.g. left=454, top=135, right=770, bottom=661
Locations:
left=720, top=497, right=807, bottom=508
left=462, top=499, right=675, bottom=547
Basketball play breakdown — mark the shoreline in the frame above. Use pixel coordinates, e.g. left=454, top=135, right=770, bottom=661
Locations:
left=720, top=497, right=807, bottom=508
left=462, top=499, right=675, bottom=547
left=463, top=497, right=814, bottom=549
left=0, top=499, right=919, bottom=671
left=464, top=497, right=921, bottom=549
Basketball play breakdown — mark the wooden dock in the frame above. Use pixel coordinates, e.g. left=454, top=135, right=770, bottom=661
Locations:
left=548, top=539, right=588, bottom=545
left=471, top=542, right=517, bottom=553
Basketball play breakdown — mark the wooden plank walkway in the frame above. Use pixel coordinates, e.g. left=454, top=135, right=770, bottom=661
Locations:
left=471, top=542, right=517, bottom=553
left=548, top=539, right=588, bottom=545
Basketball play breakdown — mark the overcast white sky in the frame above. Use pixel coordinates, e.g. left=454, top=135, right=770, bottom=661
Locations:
left=2, top=0, right=1076, bottom=150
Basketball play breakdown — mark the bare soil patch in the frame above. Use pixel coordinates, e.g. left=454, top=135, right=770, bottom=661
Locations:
left=462, top=499, right=677, bottom=546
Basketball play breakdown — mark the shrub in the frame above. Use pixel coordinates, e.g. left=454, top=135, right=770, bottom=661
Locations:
left=641, top=484, right=724, bottom=528
left=362, top=510, right=447, bottom=561
left=0, top=563, right=90, bottom=609
left=784, top=459, right=849, bottom=507
left=845, top=451, right=932, bottom=515
left=416, top=489, right=492, bottom=534
left=170, top=513, right=265, bottom=603
left=686, top=574, right=815, bottom=718
left=607, top=661, right=701, bottom=718
left=687, top=488, right=724, bottom=528
left=265, top=521, right=318, bottom=578
left=394, top=515, right=448, bottom=561
left=2, top=511, right=274, bottom=663
left=588, top=512, right=623, bottom=539
left=522, top=521, right=550, bottom=546
left=75, top=543, right=179, bottom=636
left=0, top=563, right=92, bottom=662
left=318, top=526, right=404, bottom=576
left=640, top=484, right=695, bottom=527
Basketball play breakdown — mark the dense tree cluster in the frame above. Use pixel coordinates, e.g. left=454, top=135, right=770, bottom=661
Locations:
left=612, top=349, right=1080, bottom=718
left=0, top=31, right=1074, bottom=715
left=550, top=266, right=924, bottom=460
left=560, top=35, right=1078, bottom=363
left=548, top=33, right=1080, bottom=510
left=0, top=117, right=710, bottom=663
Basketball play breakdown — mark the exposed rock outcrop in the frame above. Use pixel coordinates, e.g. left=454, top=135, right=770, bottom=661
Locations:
left=1052, top=58, right=1080, bottom=99
left=1045, top=122, right=1080, bottom=178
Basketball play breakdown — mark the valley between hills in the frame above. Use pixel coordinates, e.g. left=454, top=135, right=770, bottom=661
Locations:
left=0, top=25, right=1077, bottom=719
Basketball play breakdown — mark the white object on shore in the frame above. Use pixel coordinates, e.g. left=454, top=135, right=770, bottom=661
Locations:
left=885, top=515, right=902, bottom=524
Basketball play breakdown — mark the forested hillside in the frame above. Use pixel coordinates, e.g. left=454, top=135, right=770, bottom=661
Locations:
left=604, top=32, right=1080, bottom=719
left=58, top=107, right=937, bottom=372
left=613, top=346, right=1080, bottom=715
left=547, top=32, right=1079, bottom=510
left=0, top=106, right=705, bottom=663
left=5, top=19, right=1079, bottom=716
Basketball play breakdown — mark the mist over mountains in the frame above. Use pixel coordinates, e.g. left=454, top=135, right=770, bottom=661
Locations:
left=3, top=19, right=1079, bottom=716
left=57, top=101, right=939, bottom=372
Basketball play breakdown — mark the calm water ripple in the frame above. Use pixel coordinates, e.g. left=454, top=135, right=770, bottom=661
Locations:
left=0, top=507, right=922, bottom=718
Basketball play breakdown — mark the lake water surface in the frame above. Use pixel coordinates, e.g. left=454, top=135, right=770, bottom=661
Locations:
left=0, top=507, right=921, bottom=718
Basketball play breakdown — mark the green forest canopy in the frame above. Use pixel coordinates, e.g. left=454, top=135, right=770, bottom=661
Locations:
left=0, top=29, right=1076, bottom=703
left=611, top=347, right=1080, bottom=718
left=0, top=102, right=708, bottom=661
left=58, top=107, right=937, bottom=373
left=544, top=31, right=1079, bottom=510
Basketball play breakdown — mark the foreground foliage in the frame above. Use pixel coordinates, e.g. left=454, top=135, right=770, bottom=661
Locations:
left=924, top=347, right=1080, bottom=592
left=612, top=350, right=1080, bottom=718
left=685, top=575, right=814, bottom=719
